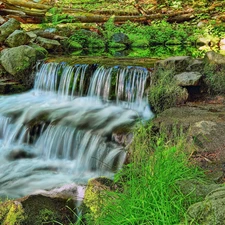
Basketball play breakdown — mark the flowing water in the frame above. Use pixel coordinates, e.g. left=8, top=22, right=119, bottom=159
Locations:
left=0, top=62, right=153, bottom=199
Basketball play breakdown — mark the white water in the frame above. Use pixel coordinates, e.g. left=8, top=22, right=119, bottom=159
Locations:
left=0, top=62, right=153, bottom=199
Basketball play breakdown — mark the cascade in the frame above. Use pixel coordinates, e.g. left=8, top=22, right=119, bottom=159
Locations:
left=0, top=62, right=153, bottom=199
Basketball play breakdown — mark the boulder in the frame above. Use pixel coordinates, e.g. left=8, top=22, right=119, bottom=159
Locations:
left=186, top=59, right=204, bottom=72
left=0, top=18, right=20, bottom=44
left=154, top=56, right=193, bottom=74
left=83, top=177, right=115, bottom=223
left=0, top=194, right=76, bottom=225
left=26, top=31, right=37, bottom=42
left=110, top=33, right=131, bottom=46
left=186, top=186, right=225, bottom=225
left=204, top=51, right=225, bottom=65
left=153, top=103, right=225, bottom=177
left=36, top=36, right=61, bottom=50
left=5, top=30, right=30, bottom=47
left=0, top=45, right=37, bottom=87
left=174, top=72, right=202, bottom=86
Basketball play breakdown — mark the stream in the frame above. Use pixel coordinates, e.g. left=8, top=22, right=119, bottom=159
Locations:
left=0, top=62, right=153, bottom=199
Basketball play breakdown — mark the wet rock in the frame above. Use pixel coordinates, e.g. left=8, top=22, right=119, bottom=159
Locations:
left=7, top=149, right=36, bottom=160
left=0, top=200, right=25, bottom=224
left=0, top=18, right=20, bottom=44
left=0, top=45, right=37, bottom=87
left=36, top=36, right=61, bottom=51
left=5, top=30, right=30, bottom=47
left=186, top=186, right=225, bottom=225
left=110, top=33, right=131, bottom=46
left=174, top=71, right=202, bottom=86
left=154, top=56, right=193, bottom=74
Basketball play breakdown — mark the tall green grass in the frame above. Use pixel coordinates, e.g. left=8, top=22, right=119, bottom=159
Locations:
left=91, top=123, right=204, bottom=225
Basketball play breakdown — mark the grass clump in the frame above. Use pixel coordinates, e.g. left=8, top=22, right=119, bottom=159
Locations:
left=148, top=68, right=188, bottom=114
left=89, top=123, right=204, bottom=225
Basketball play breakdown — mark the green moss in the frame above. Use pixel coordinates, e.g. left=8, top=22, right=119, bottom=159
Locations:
left=0, top=200, right=25, bottom=225
left=148, top=68, right=188, bottom=114
left=82, top=177, right=114, bottom=223
left=21, top=195, right=75, bottom=225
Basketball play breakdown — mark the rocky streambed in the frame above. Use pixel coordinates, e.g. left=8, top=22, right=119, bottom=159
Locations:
left=1, top=16, right=225, bottom=225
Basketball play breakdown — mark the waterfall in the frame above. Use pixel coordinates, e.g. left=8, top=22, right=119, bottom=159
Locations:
left=0, top=62, right=153, bottom=199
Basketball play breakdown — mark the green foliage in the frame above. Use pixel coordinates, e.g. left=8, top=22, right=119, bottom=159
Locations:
left=68, top=29, right=105, bottom=49
left=91, top=123, right=204, bottom=225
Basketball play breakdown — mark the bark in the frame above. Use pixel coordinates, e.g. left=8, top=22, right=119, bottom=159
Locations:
left=1, top=0, right=51, bottom=10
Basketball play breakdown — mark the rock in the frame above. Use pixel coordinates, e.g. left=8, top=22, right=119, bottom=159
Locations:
left=177, top=179, right=222, bottom=200
left=0, top=16, right=5, bottom=25
left=0, top=18, right=20, bottom=44
left=7, top=149, right=36, bottom=160
left=33, top=184, right=85, bottom=202
left=0, top=200, right=25, bottom=224
left=219, top=38, right=225, bottom=46
left=0, top=45, right=37, bottom=86
left=186, top=59, right=204, bottom=72
left=36, top=36, right=61, bottom=51
left=26, top=31, right=37, bottom=42
left=29, top=43, right=48, bottom=59
left=204, top=51, right=225, bottom=65
left=186, top=186, right=225, bottom=224
left=197, top=37, right=211, bottom=46
left=83, top=177, right=115, bottom=222
left=110, top=33, right=131, bottom=46
left=0, top=193, right=78, bottom=225
left=5, top=30, right=30, bottom=47
left=154, top=56, right=193, bottom=74
left=174, top=72, right=202, bottom=86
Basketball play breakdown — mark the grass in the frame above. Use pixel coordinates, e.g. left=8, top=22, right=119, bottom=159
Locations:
left=85, top=123, right=205, bottom=225
left=148, top=68, right=188, bottom=114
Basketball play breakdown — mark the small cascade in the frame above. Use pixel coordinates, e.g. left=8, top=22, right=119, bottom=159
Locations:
left=0, top=61, right=153, bottom=199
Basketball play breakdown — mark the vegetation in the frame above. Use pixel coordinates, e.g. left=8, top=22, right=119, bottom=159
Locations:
left=83, top=123, right=206, bottom=224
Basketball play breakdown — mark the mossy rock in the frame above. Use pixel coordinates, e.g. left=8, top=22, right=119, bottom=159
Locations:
left=82, top=177, right=115, bottom=223
left=0, top=194, right=76, bottom=225
left=0, top=200, right=25, bottom=225
left=186, top=186, right=225, bottom=225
